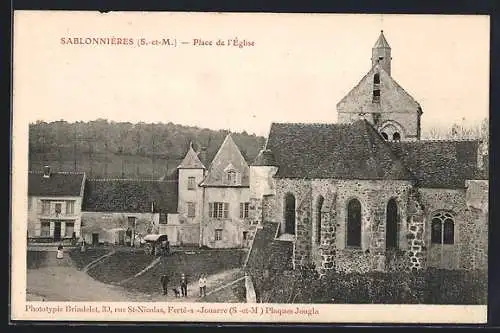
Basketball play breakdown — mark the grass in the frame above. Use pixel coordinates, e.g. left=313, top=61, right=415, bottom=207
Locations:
left=203, top=279, right=246, bottom=303
left=86, top=251, right=155, bottom=284
left=121, top=249, right=246, bottom=294
left=27, top=251, right=48, bottom=269
left=68, top=247, right=111, bottom=270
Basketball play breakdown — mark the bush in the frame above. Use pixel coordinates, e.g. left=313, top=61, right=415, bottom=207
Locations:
left=250, top=268, right=487, bottom=305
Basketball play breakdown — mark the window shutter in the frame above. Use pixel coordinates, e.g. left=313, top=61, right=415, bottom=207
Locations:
left=239, top=203, right=244, bottom=219
left=209, top=203, right=213, bottom=218
left=224, top=203, right=229, bottom=219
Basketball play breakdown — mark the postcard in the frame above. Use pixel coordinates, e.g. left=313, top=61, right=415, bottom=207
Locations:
left=11, top=11, right=489, bottom=323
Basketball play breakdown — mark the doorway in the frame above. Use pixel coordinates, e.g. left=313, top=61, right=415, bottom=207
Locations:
left=92, top=233, right=99, bottom=245
left=53, top=222, right=61, bottom=241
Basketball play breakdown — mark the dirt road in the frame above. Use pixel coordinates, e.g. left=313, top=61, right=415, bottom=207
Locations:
left=26, top=249, right=243, bottom=302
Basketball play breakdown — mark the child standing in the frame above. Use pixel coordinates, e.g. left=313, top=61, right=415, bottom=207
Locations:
left=198, top=273, right=207, bottom=297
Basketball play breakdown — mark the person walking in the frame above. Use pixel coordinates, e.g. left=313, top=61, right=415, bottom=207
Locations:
left=198, top=273, right=207, bottom=298
left=160, top=274, right=170, bottom=296
left=180, top=273, right=188, bottom=297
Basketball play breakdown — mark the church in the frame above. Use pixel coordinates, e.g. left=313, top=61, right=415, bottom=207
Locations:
left=242, top=31, right=489, bottom=274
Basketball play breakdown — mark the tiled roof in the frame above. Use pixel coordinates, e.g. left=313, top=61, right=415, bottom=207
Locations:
left=251, top=149, right=278, bottom=166
left=373, top=30, right=391, bottom=49
left=82, top=179, right=178, bottom=213
left=390, top=140, right=483, bottom=188
left=177, top=144, right=205, bottom=169
left=266, top=119, right=413, bottom=180
left=28, top=171, right=85, bottom=197
left=201, top=134, right=250, bottom=187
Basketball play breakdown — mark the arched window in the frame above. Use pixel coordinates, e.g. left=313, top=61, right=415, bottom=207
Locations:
left=431, top=211, right=455, bottom=245
left=386, top=198, right=398, bottom=249
left=316, top=196, right=324, bottom=244
left=393, top=132, right=401, bottom=141
left=381, top=132, right=388, bottom=140
left=347, top=199, right=362, bottom=247
left=284, top=193, right=296, bottom=235
left=374, top=73, right=380, bottom=84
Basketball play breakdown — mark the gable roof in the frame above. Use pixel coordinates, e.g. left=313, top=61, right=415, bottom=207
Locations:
left=82, top=179, right=178, bottom=213
left=177, top=143, right=205, bottom=169
left=390, top=140, right=483, bottom=188
left=336, top=64, right=421, bottom=116
left=200, top=134, right=250, bottom=187
left=266, top=119, right=413, bottom=180
left=28, top=171, right=86, bottom=197
left=251, top=149, right=278, bottom=166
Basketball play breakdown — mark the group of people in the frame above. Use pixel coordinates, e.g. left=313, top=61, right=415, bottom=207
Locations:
left=160, top=273, right=208, bottom=298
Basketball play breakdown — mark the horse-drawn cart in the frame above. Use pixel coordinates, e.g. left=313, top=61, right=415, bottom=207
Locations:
left=143, top=234, right=170, bottom=256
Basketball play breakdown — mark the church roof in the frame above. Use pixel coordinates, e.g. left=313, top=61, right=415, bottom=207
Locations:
left=390, top=140, right=483, bottom=188
left=200, top=134, right=250, bottom=187
left=251, top=149, right=278, bottom=166
left=266, top=119, right=413, bottom=180
left=373, top=30, right=391, bottom=49
left=82, top=179, right=178, bottom=213
left=177, top=143, right=205, bottom=169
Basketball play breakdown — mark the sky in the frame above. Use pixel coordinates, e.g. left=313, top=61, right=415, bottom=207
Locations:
left=14, top=12, right=490, bottom=137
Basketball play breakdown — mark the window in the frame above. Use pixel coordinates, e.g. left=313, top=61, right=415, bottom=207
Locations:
left=215, top=229, right=223, bottom=241
left=393, top=132, right=401, bottom=142
left=316, top=196, right=324, bottom=244
left=227, top=170, right=237, bottom=185
left=386, top=198, right=398, bottom=249
left=239, top=202, right=250, bottom=219
left=41, top=200, right=50, bottom=215
left=41, top=221, right=50, bottom=237
left=188, top=177, right=196, bottom=190
left=346, top=199, right=362, bottom=247
left=66, top=201, right=75, bottom=215
left=243, top=231, right=248, bottom=240
left=65, top=222, right=75, bottom=237
left=187, top=202, right=196, bottom=217
left=284, top=193, right=296, bottom=234
left=381, top=132, right=388, bottom=140
left=209, top=202, right=229, bottom=219
left=374, top=73, right=380, bottom=84
left=373, top=89, right=380, bottom=103
left=431, top=212, right=455, bottom=245
left=55, top=203, right=62, bottom=215
left=128, top=216, right=136, bottom=227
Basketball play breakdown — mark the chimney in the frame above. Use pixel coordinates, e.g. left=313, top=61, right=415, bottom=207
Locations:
left=43, top=165, right=51, bottom=178
left=199, top=146, right=207, bottom=165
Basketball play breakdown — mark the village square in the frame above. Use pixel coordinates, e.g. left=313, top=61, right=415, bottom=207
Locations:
left=25, top=31, right=488, bottom=304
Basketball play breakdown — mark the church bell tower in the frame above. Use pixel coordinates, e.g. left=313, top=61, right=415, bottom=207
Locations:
left=371, top=30, right=392, bottom=75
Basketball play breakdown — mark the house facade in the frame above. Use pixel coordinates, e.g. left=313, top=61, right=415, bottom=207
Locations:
left=27, top=166, right=86, bottom=241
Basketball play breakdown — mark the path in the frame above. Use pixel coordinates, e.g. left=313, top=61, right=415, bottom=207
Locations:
left=26, top=249, right=244, bottom=302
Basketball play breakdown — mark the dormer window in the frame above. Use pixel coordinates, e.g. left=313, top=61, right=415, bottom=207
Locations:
left=223, top=163, right=241, bottom=186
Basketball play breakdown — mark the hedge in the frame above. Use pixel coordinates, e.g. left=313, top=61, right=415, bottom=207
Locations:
left=249, top=267, right=487, bottom=305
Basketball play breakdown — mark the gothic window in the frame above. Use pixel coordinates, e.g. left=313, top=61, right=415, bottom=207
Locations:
left=393, top=132, right=401, bottom=141
left=347, top=199, right=362, bottom=247
left=386, top=198, right=398, bottom=249
left=381, top=132, right=388, bottom=140
left=316, top=196, right=324, bottom=244
left=431, top=211, right=455, bottom=245
left=284, top=193, right=296, bottom=234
